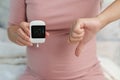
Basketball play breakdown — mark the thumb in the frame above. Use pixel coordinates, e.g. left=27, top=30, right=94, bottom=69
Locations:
left=46, top=32, right=50, bottom=37
left=75, top=41, right=84, bottom=57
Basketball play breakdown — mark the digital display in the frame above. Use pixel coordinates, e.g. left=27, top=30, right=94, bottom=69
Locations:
left=31, top=25, right=45, bottom=38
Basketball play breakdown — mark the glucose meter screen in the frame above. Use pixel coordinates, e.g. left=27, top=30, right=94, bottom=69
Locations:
left=31, top=25, right=45, bottom=38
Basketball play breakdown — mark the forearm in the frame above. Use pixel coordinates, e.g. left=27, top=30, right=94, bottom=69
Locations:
left=97, top=0, right=120, bottom=29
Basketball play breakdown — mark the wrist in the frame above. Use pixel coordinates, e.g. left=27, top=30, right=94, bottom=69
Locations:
left=96, top=14, right=109, bottom=29
left=89, top=17, right=104, bottom=32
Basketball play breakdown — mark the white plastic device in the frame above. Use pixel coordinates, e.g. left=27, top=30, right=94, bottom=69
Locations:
left=30, top=20, right=46, bottom=44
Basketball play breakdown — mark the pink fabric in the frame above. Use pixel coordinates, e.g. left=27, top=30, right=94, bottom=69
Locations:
left=19, top=63, right=105, bottom=80
left=9, top=0, right=105, bottom=80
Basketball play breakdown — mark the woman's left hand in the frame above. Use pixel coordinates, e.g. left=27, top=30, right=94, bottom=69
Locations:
left=68, top=18, right=102, bottom=57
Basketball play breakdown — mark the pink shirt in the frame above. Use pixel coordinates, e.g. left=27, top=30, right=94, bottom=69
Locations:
left=9, top=0, right=102, bottom=79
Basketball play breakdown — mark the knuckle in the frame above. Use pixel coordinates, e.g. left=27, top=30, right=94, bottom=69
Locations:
left=17, top=28, right=23, bottom=35
left=74, top=28, right=78, bottom=32
left=73, top=28, right=80, bottom=34
left=17, top=28, right=21, bottom=33
left=72, top=33, right=79, bottom=38
left=20, top=22, right=27, bottom=28
left=21, top=22, right=26, bottom=25
left=72, top=33, right=76, bottom=38
left=20, top=22, right=24, bottom=27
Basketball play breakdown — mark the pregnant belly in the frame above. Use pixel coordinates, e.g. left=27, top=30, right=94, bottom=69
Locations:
left=27, top=30, right=97, bottom=79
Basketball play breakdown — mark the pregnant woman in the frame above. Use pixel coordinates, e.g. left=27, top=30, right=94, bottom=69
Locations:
left=8, top=0, right=120, bottom=80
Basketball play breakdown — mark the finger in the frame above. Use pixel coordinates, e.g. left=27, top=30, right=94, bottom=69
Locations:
left=16, top=40, right=25, bottom=46
left=69, top=32, right=84, bottom=43
left=69, top=36, right=83, bottom=44
left=46, top=32, right=50, bottom=37
left=73, top=28, right=84, bottom=34
left=16, top=36, right=33, bottom=46
left=75, top=41, right=84, bottom=57
left=20, top=22, right=30, bottom=36
left=72, top=21, right=85, bottom=34
left=17, top=28, right=30, bottom=42
left=71, top=31, right=84, bottom=39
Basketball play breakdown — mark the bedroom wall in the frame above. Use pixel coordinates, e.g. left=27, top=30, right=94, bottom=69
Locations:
left=0, top=0, right=120, bottom=66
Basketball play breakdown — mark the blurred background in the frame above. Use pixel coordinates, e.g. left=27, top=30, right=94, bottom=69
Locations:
left=0, top=0, right=120, bottom=80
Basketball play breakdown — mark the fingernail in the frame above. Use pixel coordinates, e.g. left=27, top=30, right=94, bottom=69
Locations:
left=75, top=50, right=80, bottom=57
left=75, top=53, right=79, bottom=57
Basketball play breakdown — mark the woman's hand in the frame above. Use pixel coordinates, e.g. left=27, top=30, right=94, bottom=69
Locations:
left=8, top=22, right=33, bottom=46
left=68, top=18, right=102, bottom=57
left=68, top=0, right=120, bottom=57
left=8, top=22, right=49, bottom=46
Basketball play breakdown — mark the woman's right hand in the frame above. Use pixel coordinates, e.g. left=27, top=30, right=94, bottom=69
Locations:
left=15, top=22, right=33, bottom=46
left=8, top=22, right=33, bottom=46
left=8, top=22, right=50, bottom=46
